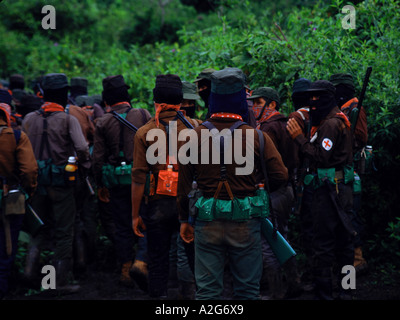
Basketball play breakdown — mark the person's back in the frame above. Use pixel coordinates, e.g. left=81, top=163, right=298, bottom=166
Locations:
left=0, top=104, right=37, bottom=299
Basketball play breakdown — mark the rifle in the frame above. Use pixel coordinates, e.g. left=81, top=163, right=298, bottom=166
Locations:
left=111, top=111, right=138, bottom=133
left=175, top=110, right=195, bottom=129
left=352, top=66, right=372, bottom=135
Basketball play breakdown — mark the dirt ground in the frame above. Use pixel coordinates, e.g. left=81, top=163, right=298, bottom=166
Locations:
left=3, top=243, right=400, bottom=302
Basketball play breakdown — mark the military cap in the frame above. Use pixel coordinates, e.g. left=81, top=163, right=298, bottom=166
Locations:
left=194, top=68, right=217, bottom=82
left=210, top=67, right=246, bottom=95
left=182, top=81, right=200, bottom=100
left=292, top=78, right=312, bottom=94
left=71, top=77, right=88, bottom=88
left=41, top=73, right=69, bottom=90
left=9, top=74, right=25, bottom=87
left=307, top=80, right=336, bottom=95
left=102, top=75, right=130, bottom=91
left=0, top=89, right=13, bottom=105
left=75, top=95, right=91, bottom=107
left=329, top=73, right=355, bottom=89
left=247, top=87, right=281, bottom=104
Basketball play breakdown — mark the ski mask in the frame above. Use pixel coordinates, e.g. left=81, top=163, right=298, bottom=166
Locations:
left=307, top=80, right=337, bottom=127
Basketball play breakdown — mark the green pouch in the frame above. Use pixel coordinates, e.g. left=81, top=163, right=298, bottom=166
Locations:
left=344, top=164, right=355, bottom=184
left=215, top=199, right=233, bottom=220
left=195, top=196, right=215, bottom=221
left=231, top=197, right=251, bottom=220
left=353, top=172, right=362, bottom=194
left=102, top=164, right=118, bottom=189
left=51, top=164, right=66, bottom=187
left=37, top=159, right=53, bottom=187
left=252, top=189, right=270, bottom=217
left=316, top=168, right=336, bottom=188
left=303, top=174, right=315, bottom=187
left=115, top=163, right=132, bottom=185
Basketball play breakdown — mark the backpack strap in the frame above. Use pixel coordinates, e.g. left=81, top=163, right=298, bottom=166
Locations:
left=202, top=120, right=245, bottom=200
left=13, top=129, right=21, bottom=146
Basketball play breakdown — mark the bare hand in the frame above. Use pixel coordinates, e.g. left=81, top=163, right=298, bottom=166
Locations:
left=286, top=118, right=302, bottom=139
left=133, top=216, right=146, bottom=238
left=180, top=222, right=194, bottom=244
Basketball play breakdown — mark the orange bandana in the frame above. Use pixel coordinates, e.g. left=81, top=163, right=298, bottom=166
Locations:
left=341, top=97, right=358, bottom=114
left=41, top=102, right=65, bottom=113
left=210, top=112, right=243, bottom=121
left=0, top=103, right=11, bottom=127
left=154, top=103, right=181, bottom=128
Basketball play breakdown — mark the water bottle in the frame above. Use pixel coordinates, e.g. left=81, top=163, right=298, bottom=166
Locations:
left=121, top=161, right=126, bottom=175
left=65, top=156, right=78, bottom=185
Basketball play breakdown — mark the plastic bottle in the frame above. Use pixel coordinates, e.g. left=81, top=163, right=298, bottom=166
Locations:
left=121, top=161, right=127, bottom=175
left=165, top=165, right=173, bottom=192
left=65, top=156, right=78, bottom=185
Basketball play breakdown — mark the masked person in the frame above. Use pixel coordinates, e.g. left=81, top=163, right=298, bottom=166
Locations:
left=287, top=80, right=355, bottom=300
left=330, top=73, right=368, bottom=275
left=0, top=104, right=38, bottom=300
left=22, top=73, right=91, bottom=293
left=131, top=74, right=197, bottom=299
left=247, top=87, right=301, bottom=299
left=178, top=68, right=288, bottom=300
left=194, top=68, right=216, bottom=120
left=92, top=75, right=151, bottom=288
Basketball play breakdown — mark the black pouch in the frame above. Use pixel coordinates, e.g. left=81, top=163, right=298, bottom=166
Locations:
left=37, top=159, right=53, bottom=187
left=51, top=164, right=66, bottom=187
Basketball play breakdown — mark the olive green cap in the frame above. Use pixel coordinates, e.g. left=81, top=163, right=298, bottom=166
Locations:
left=247, top=87, right=280, bottom=104
left=210, top=67, right=246, bottom=95
left=182, top=81, right=200, bottom=100
left=329, top=73, right=354, bottom=88
left=194, top=68, right=217, bottom=83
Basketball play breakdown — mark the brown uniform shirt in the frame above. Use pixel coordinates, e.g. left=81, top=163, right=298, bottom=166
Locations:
left=132, top=110, right=198, bottom=200
left=22, top=108, right=90, bottom=169
left=0, top=119, right=38, bottom=193
left=67, top=104, right=95, bottom=144
left=294, top=107, right=353, bottom=170
left=177, top=118, right=288, bottom=221
left=259, top=113, right=299, bottom=182
left=288, top=108, right=310, bottom=136
left=93, top=103, right=151, bottom=186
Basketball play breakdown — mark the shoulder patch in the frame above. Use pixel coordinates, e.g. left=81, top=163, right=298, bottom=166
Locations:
left=322, top=138, right=333, bottom=151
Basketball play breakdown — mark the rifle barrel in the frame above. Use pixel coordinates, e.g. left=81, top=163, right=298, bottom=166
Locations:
left=176, top=111, right=194, bottom=129
left=352, top=66, right=372, bottom=134
left=112, top=111, right=138, bottom=133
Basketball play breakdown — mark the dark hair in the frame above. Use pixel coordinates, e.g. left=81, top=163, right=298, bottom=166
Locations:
left=43, top=87, right=69, bottom=107
left=102, top=86, right=131, bottom=106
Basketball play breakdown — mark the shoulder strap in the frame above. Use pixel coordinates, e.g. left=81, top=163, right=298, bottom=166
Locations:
left=13, top=129, right=21, bottom=146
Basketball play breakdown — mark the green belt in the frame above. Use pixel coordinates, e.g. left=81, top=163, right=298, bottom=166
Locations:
left=195, top=190, right=269, bottom=222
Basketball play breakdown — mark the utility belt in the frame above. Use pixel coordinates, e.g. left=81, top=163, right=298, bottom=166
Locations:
left=194, top=188, right=269, bottom=222
left=37, top=159, right=70, bottom=188
left=304, top=165, right=358, bottom=193
left=102, top=161, right=132, bottom=189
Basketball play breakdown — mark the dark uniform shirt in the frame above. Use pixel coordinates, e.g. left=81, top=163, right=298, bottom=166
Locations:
left=294, top=106, right=353, bottom=170
left=177, top=118, right=288, bottom=221
left=92, top=102, right=151, bottom=186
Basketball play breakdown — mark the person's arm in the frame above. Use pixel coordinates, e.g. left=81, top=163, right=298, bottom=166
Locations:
left=131, top=182, right=146, bottom=237
left=16, top=131, right=38, bottom=196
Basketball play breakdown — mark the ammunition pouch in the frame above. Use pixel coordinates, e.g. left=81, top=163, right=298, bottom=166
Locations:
left=102, top=162, right=132, bottom=189
left=195, top=190, right=269, bottom=222
left=188, top=188, right=203, bottom=219
left=305, top=165, right=355, bottom=190
left=37, top=159, right=67, bottom=188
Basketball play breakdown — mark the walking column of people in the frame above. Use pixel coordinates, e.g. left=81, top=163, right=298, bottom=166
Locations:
left=0, top=68, right=369, bottom=300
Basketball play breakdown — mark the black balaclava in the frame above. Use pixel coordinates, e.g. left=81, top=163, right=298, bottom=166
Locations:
left=18, top=94, right=42, bottom=117
left=309, top=91, right=336, bottom=127
left=334, top=83, right=355, bottom=108
left=292, top=92, right=310, bottom=110
left=43, top=87, right=69, bottom=107
left=102, top=86, right=131, bottom=106
left=198, top=79, right=211, bottom=106
left=181, top=105, right=196, bottom=118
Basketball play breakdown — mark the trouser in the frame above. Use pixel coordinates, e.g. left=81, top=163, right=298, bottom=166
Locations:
left=109, top=185, right=147, bottom=265
left=194, top=218, right=262, bottom=300
left=141, top=198, right=179, bottom=297
left=0, top=214, right=24, bottom=299
left=311, top=183, right=354, bottom=298
left=30, top=186, right=77, bottom=261
left=300, top=184, right=315, bottom=260
left=73, top=175, right=98, bottom=262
